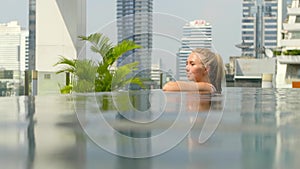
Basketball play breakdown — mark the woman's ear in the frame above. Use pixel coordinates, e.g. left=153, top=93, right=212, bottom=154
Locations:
left=204, top=66, right=210, bottom=74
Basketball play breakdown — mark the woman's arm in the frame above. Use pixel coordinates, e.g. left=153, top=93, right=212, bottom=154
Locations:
left=163, top=81, right=214, bottom=92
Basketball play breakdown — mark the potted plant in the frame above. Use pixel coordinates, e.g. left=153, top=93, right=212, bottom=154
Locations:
left=54, top=33, right=145, bottom=111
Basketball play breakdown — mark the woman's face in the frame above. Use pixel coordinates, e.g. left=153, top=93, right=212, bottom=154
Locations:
left=186, top=52, right=207, bottom=82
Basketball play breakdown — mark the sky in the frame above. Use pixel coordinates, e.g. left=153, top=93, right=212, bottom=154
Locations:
left=0, top=0, right=242, bottom=70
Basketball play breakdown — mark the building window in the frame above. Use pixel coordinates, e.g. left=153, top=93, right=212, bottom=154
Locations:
left=265, top=31, right=277, bottom=35
left=265, top=19, right=277, bottom=23
left=265, top=25, right=277, bottom=29
left=0, top=70, right=13, bottom=79
left=244, top=36, right=254, bottom=40
left=291, top=31, right=300, bottom=39
left=265, top=36, right=277, bottom=40
left=44, top=74, right=51, bottom=79
left=264, top=42, right=277, bottom=46
left=242, top=25, right=254, bottom=29
left=296, top=16, right=300, bottom=23
left=286, top=64, right=300, bottom=83
left=242, top=31, right=253, bottom=35
left=242, top=19, right=254, bottom=23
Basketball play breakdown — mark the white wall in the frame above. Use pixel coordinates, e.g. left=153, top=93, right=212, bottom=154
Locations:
left=36, top=0, right=86, bottom=71
left=35, top=0, right=86, bottom=94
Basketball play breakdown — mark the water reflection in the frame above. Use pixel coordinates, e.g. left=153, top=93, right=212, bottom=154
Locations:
left=114, top=92, right=153, bottom=158
left=1, top=88, right=300, bottom=169
left=240, top=88, right=300, bottom=169
left=240, top=88, right=278, bottom=168
left=0, top=96, right=36, bottom=168
left=26, top=96, right=36, bottom=169
left=185, top=92, right=212, bottom=113
left=112, top=91, right=213, bottom=169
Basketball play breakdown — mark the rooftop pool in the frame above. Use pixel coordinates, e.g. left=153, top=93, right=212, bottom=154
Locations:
left=1, top=87, right=300, bottom=169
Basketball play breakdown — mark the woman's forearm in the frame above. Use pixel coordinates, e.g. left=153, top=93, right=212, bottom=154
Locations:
left=163, top=81, right=212, bottom=92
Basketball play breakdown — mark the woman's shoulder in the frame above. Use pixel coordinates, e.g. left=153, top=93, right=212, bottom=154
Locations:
left=207, top=83, right=217, bottom=93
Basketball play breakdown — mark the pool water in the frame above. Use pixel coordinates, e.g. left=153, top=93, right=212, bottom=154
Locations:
left=0, top=87, right=300, bottom=169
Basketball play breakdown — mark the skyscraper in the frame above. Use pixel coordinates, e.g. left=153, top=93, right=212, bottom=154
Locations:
left=0, top=21, right=29, bottom=96
left=241, top=0, right=278, bottom=58
left=177, top=20, right=212, bottom=80
left=116, top=0, right=153, bottom=80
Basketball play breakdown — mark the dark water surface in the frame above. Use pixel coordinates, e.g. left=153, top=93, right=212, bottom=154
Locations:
left=1, top=88, right=300, bottom=169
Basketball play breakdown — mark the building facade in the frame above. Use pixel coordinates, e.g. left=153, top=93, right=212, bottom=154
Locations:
left=28, top=0, right=86, bottom=95
left=281, top=0, right=300, bottom=50
left=177, top=20, right=212, bottom=80
left=276, top=0, right=300, bottom=88
left=116, top=0, right=153, bottom=81
left=241, top=0, right=278, bottom=58
left=0, top=21, right=29, bottom=96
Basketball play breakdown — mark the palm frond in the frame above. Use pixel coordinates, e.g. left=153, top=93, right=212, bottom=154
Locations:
left=112, top=62, right=144, bottom=89
left=107, top=40, right=141, bottom=65
left=54, top=56, right=76, bottom=74
left=79, top=33, right=113, bottom=59
left=54, top=56, right=76, bottom=67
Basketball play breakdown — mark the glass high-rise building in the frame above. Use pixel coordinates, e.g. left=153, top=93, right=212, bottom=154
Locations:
left=241, top=0, right=278, bottom=58
left=177, top=20, right=212, bottom=80
left=116, top=0, right=153, bottom=80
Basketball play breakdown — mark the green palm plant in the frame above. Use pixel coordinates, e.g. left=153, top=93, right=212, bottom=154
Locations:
left=54, top=33, right=144, bottom=93
left=54, top=57, right=97, bottom=93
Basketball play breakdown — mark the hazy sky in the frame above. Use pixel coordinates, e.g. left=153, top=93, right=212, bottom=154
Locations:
left=0, top=0, right=242, bottom=66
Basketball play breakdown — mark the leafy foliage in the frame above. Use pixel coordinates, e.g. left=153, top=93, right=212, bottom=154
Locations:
left=112, top=62, right=144, bottom=90
left=59, top=84, right=73, bottom=94
left=274, top=49, right=300, bottom=56
left=54, top=33, right=144, bottom=93
left=55, top=57, right=96, bottom=93
left=283, top=49, right=300, bottom=56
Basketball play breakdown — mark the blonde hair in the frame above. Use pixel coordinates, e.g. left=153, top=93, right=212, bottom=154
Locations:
left=192, top=48, right=224, bottom=93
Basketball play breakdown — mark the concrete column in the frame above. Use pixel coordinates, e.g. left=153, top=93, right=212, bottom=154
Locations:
left=262, top=73, right=273, bottom=88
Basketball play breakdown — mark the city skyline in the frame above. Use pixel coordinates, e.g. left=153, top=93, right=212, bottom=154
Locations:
left=0, top=0, right=242, bottom=64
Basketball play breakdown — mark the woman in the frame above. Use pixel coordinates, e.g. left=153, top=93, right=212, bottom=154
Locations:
left=163, top=48, right=224, bottom=93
